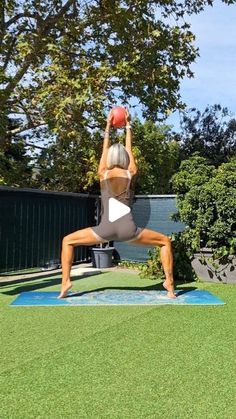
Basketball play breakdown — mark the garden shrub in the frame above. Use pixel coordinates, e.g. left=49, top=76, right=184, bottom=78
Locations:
left=171, top=155, right=236, bottom=259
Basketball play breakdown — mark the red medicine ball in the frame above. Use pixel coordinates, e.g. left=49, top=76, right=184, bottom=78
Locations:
left=111, top=106, right=126, bottom=128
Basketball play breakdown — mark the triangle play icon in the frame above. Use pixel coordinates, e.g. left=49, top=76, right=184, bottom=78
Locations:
left=108, top=197, right=130, bottom=222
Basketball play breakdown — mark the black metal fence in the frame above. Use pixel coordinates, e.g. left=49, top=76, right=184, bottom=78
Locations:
left=0, top=186, right=97, bottom=273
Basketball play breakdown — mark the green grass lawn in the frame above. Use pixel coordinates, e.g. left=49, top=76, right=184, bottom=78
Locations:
left=0, top=272, right=236, bottom=419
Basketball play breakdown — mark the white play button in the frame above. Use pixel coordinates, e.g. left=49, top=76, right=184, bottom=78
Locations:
left=108, top=198, right=130, bottom=222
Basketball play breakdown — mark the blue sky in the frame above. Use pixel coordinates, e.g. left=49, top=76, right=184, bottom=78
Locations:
left=166, top=0, right=236, bottom=131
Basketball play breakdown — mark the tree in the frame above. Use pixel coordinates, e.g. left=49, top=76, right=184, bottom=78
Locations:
left=1, top=0, right=235, bottom=148
left=130, top=119, right=181, bottom=194
left=32, top=118, right=180, bottom=194
left=177, top=105, right=236, bottom=166
left=33, top=127, right=101, bottom=193
left=0, top=137, right=32, bottom=186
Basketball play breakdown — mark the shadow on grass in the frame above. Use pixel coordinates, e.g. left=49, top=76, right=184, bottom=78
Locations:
left=0, top=269, right=43, bottom=277
left=1, top=264, right=197, bottom=297
left=0, top=272, right=103, bottom=296
left=0, top=271, right=61, bottom=287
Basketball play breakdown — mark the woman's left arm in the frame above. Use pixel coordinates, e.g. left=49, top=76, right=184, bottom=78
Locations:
left=98, top=112, right=112, bottom=176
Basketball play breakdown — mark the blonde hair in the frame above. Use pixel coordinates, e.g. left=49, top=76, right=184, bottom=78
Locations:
left=107, top=143, right=130, bottom=170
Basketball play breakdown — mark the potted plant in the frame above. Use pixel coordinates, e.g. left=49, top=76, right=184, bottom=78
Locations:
left=91, top=242, right=115, bottom=268
left=171, top=155, right=236, bottom=283
left=90, top=198, right=115, bottom=268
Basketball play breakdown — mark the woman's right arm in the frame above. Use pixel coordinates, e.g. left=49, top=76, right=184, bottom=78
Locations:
left=125, top=109, right=137, bottom=175
left=97, top=111, right=113, bottom=176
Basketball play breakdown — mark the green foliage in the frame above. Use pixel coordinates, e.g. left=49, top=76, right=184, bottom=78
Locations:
left=138, top=246, right=165, bottom=281
left=117, top=260, right=144, bottom=271
left=177, top=105, right=236, bottom=166
left=2, top=1, right=235, bottom=147
left=137, top=233, right=197, bottom=282
left=171, top=155, right=215, bottom=195
left=0, top=140, right=32, bottom=187
left=172, top=155, right=236, bottom=259
left=171, top=232, right=198, bottom=281
left=131, top=119, right=181, bottom=193
left=32, top=118, right=180, bottom=193
left=1, top=1, right=236, bottom=191
left=33, top=130, right=100, bottom=193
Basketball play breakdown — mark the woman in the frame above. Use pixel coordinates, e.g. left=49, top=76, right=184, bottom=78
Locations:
left=59, top=109, right=176, bottom=298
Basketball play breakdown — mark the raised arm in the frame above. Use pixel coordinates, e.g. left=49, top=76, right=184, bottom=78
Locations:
left=97, top=111, right=113, bottom=176
left=125, top=109, right=137, bottom=175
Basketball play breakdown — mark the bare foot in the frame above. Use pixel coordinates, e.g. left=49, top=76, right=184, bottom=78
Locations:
left=163, top=281, right=177, bottom=299
left=58, top=281, right=72, bottom=299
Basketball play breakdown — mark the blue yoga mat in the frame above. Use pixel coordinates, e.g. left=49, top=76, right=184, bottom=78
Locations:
left=10, top=289, right=225, bottom=306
